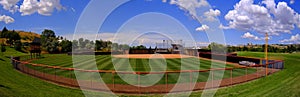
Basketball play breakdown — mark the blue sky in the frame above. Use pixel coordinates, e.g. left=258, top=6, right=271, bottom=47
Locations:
left=0, top=0, right=300, bottom=47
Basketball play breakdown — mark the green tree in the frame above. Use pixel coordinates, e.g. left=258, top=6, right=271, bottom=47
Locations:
left=208, top=42, right=227, bottom=53
left=0, top=44, right=6, bottom=55
left=60, top=40, right=72, bottom=53
left=1, top=27, right=8, bottom=38
left=41, top=29, right=58, bottom=53
left=136, top=45, right=146, bottom=49
left=112, top=43, right=119, bottom=51
left=78, top=38, right=85, bottom=49
left=6, top=30, right=21, bottom=46
left=72, top=40, right=79, bottom=49
left=14, top=40, right=22, bottom=51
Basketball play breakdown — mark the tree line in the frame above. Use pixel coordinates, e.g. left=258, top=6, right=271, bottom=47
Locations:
left=2, top=27, right=299, bottom=54
left=41, top=29, right=131, bottom=53
left=208, top=42, right=300, bottom=53
left=0, top=27, right=22, bottom=52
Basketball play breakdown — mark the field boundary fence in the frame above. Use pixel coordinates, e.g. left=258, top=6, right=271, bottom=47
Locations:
left=11, top=55, right=284, bottom=94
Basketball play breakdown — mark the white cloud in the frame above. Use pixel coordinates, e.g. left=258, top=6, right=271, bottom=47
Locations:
left=204, top=9, right=221, bottom=21
left=223, top=0, right=300, bottom=35
left=0, top=0, right=20, bottom=13
left=241, top=32, right=264, bottom=40
left=196, top=25, right=209, bottom=31
left=0, top=15, right=14, bottom=24
left=280, top=34, right=300, bottom=43
left=19, top=0, right=39, bottom=16
left=162, top=0, right=167, bottom=3
left=219, top=24, right=231, bottom=29
left=168, top=0, right=208, bottom=18
left=290, top=0, right=295, bottom=4
left=19, top=0, right=63, bottom=16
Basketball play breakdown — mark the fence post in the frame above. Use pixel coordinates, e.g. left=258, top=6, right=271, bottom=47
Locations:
left=22, top=63, right=25, bottom=72
left=26, top=64, right=28, bottom=74
left=165, top=72, right=168, bottom=93
left=190, top=71, right=192, bottom=90
left=272, top=63, right=274, bottom=73
left=33, top=65, right=36, bottom=76
left=112, top=71, right=115, bottom=92
left=231, top=69, right=233, bottom=85
left=54, top=68, right=57, bottom=82
left=42, top=66, right=45, bottom=78
left=256, top=66, right=258, bottom=78
left=90, top=72, right=93, bottom=89
left=138, top=72, right=140, bottom=94
left=246, top=67, right=248, bottom=81
left=211, top=70, right=214, bottom=88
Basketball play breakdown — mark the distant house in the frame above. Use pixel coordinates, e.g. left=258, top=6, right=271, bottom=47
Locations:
left=29, top=37, right=41, bottom=58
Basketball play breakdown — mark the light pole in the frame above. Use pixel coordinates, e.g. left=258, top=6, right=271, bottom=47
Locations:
left=265, top=33, right=269, bottom=76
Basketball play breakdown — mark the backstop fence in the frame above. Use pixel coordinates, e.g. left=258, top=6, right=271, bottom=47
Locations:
left=11, top=55, right=284, bottom=94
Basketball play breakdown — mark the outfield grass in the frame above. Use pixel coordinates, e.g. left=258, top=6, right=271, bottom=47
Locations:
left=27, top=54, right=255, bottom=85
left=30, top=54, right=235, bottom=71
left=1, top=49, right=298, bottom=96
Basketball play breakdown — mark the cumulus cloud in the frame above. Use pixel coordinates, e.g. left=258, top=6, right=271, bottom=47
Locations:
left=19, top=0, right=63, bottom=16
left=280, top=34, right=300, bottom=43
left=0, top=15, right=15, bottom=24
left=219, top=24, right=231, bottom=29
left=223, top=0, right=300, bottom=35
left=168, top=0, right=208, bottom=18
left=290, top=0, right=295, bottom=4
left=241, top=32, right=264, bottom=40
left=0, top=0, right=20, bottom=13
left=196, top=25, right=209, bottom=31
left=204, top=9, right=221, bottom=21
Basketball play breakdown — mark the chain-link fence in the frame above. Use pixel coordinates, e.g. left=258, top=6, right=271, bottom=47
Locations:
left=11, top=55, right=283, bottom=94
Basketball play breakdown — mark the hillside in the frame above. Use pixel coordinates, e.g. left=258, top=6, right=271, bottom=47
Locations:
left=0, top=47, right=88, bottom=97
left=0, top=30, right=40, bottom=43
left=15, top=30, right=41, bottom=43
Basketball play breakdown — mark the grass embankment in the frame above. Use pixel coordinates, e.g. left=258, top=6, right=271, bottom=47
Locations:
left=189, top=52, right=300, bottom=97
left=0, top=47, right=107, bottom=97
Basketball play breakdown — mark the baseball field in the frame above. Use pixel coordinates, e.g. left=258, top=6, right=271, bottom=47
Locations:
left=1, top=48, right=299, bottom=96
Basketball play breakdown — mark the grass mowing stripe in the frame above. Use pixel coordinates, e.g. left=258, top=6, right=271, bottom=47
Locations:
left=181, top=58, right=201, bottom=70
left=168, top=58, right=196, bottom=70
left=114, top=58, right=133, bottom=71
left=199, top=60, right=214, bottom=68
left=99, top=61, right=130, bottom=84
left=31, top=57, right=73, bottom=66
left=78, top=56, right=112, bottom=70
left=141, top=59, right=151, bottom=71
left=96, top=56, right=113, bottom=70
left=136, top=59, right=146, bottom=72
left=166, top=59, right=181, bottom=70
left=101, top=58, right=131, bottom=84
left=130, top=59, right=137, bottom=71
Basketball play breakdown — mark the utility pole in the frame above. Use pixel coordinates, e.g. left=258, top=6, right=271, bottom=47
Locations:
left=265, top=33, right=269, bottom=76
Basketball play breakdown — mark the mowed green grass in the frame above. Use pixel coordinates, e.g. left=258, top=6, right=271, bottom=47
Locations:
left=188, top=52, right=300, bottom=97
left=1, top=48, right=299, bottom=96
left=31, top=54, right=235, bottom=71
left=0, top=47, right=89, bottom=97
left=27, top=54, right=256, bottom=85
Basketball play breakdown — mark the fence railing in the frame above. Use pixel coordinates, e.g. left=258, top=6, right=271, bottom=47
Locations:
left=11, top=55, right=284, bottom=94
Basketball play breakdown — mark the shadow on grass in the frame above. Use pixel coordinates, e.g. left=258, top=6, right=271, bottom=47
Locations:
left=0, top=84, right=11, bottom=89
